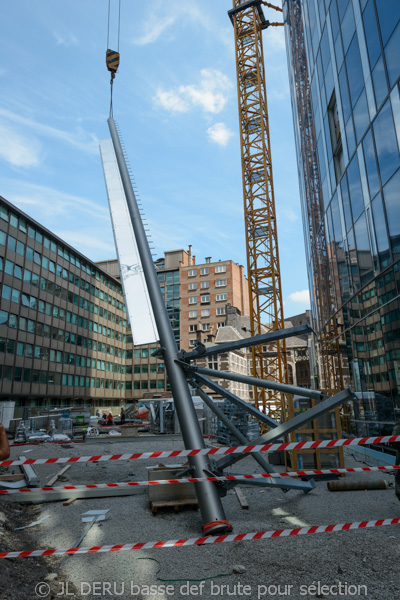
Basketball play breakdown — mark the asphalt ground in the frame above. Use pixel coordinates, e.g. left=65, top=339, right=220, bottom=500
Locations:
left=2, top=435, right=400, bottom=600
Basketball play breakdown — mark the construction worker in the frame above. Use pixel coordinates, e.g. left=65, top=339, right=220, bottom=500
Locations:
left=392, top=421, right=400, bottom=501
left=0, top=423, right=10, bottom=460
left=120, top=407, right=126, bottom=425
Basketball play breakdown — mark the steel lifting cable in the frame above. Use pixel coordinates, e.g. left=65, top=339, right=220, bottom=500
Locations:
left=107, top=0, right=121, bottom=117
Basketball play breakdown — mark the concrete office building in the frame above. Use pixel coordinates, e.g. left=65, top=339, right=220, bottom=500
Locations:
left=0, top=195, right=132, bottom=415
left=284, top=0, right=400, bottom=434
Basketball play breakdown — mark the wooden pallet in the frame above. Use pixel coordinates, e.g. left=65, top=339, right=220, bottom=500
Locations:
left=150, top=498, right=199, bottom=514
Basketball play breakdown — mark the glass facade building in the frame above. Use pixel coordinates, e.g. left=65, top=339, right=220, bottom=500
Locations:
left=284, top=0, right=400, bottom=434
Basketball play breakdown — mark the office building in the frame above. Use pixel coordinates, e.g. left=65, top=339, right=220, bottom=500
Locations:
left=100, top=250, right=250, bottom=401
left=284, top=0, right=400, bottom=433
left=0, top=195, right=131, bottom=415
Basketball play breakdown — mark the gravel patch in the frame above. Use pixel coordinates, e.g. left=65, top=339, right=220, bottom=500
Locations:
left=1, top=436, right=399, bottom=599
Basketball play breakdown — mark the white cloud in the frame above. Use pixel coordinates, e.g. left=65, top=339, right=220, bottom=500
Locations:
left=134, top=16, right=176, bottom=45
left=132, top=0, right=229, bottom=46
left=53, top=32, right=78, bottom=46
left=0, top=125, right=41, bottom=167
left=55, top=230, right=116, bottom=256
left=279, top=207, right=299, bottom=223
left=0, top=108, right=98, bottom=155
left=155, top=90, right=189, bottom=113
left=7, top=183, right=110, bottom=222
left=155, top=69, right=232, bottom=115
left=207, top=123, right=234, bottom=147
left=288, top=290, right=310, bottom=304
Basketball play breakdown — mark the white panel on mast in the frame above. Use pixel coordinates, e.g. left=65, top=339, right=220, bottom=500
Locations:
left=99, top=139, right=159, bottom=346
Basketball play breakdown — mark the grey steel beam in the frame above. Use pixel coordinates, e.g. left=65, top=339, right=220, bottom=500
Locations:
left=216, top=387, right=354, bottom=472
left=192, top=373, right=278, bottom=429
left=181, top=323, right=312, bottom=362
left=18, top=455, right=40, bottom=487
left=224, top=477, right=315, bottom=492
left=108, top=118, right=229, bottom=534
left=192, top=384, right=314, bottom=493
left=182, top=362, right=324, bottom=401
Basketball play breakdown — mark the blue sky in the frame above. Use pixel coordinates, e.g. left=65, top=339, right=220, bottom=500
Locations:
left=1, top=0, right=310, bottom=318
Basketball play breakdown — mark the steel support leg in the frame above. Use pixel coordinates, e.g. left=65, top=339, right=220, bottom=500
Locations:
left=215, top=386, right=353, bottom=472
left=192, top=383, right=314, bottom=493
left=107, top=118, right=229, bottom=534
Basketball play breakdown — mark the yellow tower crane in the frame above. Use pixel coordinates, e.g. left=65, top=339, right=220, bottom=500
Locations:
left=229, top=0, right=287, bottom=421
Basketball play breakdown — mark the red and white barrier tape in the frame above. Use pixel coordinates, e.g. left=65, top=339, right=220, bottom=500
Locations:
left=1, top=435, right=399, bottom=468
left=0, top=518, right=398, bottom=558
left=1, top=465, right=399, bottom=496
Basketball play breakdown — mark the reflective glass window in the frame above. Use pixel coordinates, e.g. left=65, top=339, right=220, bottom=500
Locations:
left=353, top=90, right=370, bottom=143
left=25, top=246, right=33, bottom=262
left=11, top=288, right=20, bottom=304
left=372, top=56, right=388, bottom=108
left=362, top=129, right=380, bottom=199
left=383, top=168, right=400, bottom=254
left=345, top=35, right=364, bottom=107
left=346, top=117, right=356, bottom=157
left=338, top=0, right=350, bottom=22
left=354, top=213, right=371, bottom=253
left=339, top=65, right=351, bottom=122
left=341, top=2, right=355, bottom=54
left=320, top=27, right=330, bottom=74
left=334, top=31, right=344, bottom=69
left=373, top=99, right=400, bottom=185
left=16, top=241, right=24, bottom=256
left=1, top=285, right=11, bottom=301
left=384, top=22, right=400, bottom=88
left=0, top=231, right=5, bottom=245
left=7, top=236, right=16, bottom=252
left=5, top=260, right=13, bottom=276
left=362, top=0, right=382, bottom=69
left=340, top=177, right=353, bottom=232
left=330, top=0, right=340, bottom=39
left=376, top=0, right=400, bottom=46
left=347, top=155, right=364, bottom=222
left=331, top=193, right=343, bottom=241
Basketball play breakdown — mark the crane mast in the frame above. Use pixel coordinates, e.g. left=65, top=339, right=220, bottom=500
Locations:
left=229, top=0, right=288, bottom=420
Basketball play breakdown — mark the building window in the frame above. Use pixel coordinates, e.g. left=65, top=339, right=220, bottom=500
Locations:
left=189, top=282, right=197, bottom=291
left=217, top=321, right=225, bottom=328
left=189, top=324, right=198, bottom=332
left=216, top=307, right=226, bottom=315
left=189, top=296, right=197, bottom=304
left=201, top=309, right=210, bottom=317
left=200, top=267, right=209, bottom=275
left=189, top=339, right=197, bottom=347
left=216, top=293, right=228, bottom=301
left=189, top=310, right=198, bottom=318
left=215, top=279, right=227, bottom=287
left=201, top=294, right=210, bottom=303
left=188, top=269, right=196, bottom=277
left=215, top=265, right=226, bottom=273
left=200, top=281, right=209, bottom=289
left=208, top=354, right=219, bottom=370
left=202, top=323, right=210, bottom=331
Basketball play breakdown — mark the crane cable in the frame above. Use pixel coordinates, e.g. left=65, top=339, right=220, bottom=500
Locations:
left=107, top=0, right=121, bottom=117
